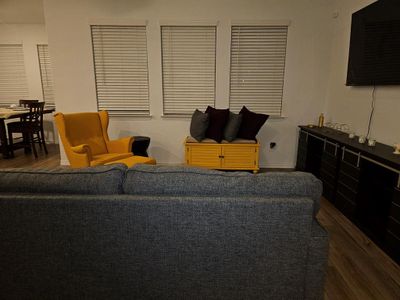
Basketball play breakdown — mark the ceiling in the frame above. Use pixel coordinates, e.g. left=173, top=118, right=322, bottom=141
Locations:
left=0, top=0, right=45, bottom=24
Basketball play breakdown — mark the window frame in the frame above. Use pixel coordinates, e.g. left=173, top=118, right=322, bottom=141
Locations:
left=37, top=44, right=55, bottom=106
left=228, top=20, right=290, bottom=117
left=0, top=43, right=28, bottom=105
left=90, top=23, right=151, bottom=117
left=160, top=23, right=217, bottom=117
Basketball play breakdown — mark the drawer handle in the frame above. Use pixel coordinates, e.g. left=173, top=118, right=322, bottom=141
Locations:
left=219, top=155, right=225, bottom=158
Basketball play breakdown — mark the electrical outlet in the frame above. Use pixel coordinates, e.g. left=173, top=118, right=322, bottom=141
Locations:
left=270, top=142, right=276, bottom=149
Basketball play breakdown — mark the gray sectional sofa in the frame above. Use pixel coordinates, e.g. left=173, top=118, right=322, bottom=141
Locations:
left=0, top=164, right=328, bottom=299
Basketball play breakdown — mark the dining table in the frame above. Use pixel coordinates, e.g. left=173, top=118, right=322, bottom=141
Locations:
left=0, top=106, right=56, bottom=158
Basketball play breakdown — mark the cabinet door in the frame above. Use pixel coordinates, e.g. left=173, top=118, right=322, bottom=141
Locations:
left=186, top=145, right=221, bottom=168
left=296, top=130, right=308, bottom=171
left=305, top=134, right=324, bottom=177
left=221, top=145, right=258, bottom=170
left=387, top=188, right=400, bottom=264
left=336, top=149, right=361, bottom=220
left=320, top=140, right=340, bottom=203
left=356, top=158, right=396, bottom=243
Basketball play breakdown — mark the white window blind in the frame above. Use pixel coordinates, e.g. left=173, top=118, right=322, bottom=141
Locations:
left=37, top=44, right=55, bottom=106
left=161, top=26, right=216, bottom=115
left=0, top=44, right=28, bottom=105
left=91, top=25, right=150, bottom=116
left=229, top=25, right=288, bottom=116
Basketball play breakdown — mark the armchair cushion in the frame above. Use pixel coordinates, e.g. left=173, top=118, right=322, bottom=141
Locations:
left=91, top=153, right=133, bottom=167
left=105, top=155, right=156, bottom=168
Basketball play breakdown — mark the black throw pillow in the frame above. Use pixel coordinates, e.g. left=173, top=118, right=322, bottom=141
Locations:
left=190, top=109, right=209, bottom=141
left=237, top=106, right=269, bottom=140
left=204, top=106, right=230, bottom=142
left=223, top=112, right=242, bottom=142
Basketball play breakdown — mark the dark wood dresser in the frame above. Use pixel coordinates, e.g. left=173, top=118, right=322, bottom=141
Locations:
left=296, top=125, right=400, bottom=264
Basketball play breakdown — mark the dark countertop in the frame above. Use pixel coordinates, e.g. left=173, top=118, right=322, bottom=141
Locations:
left=299, top=125, right=400, bottom=171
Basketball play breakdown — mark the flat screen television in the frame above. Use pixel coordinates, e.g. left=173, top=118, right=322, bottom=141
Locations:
left=346, top=0, right=400, bottom=86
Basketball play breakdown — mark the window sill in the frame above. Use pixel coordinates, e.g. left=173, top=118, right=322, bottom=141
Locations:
left=269, top=115, right=287, bottom=119
left=161, top=114, right=192, bottom=119
left=109, top=114, right=153, bottom=120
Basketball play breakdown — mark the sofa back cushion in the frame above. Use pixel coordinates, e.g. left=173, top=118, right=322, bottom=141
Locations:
left=124, top=165, right=322, bottom=214
left=0, top=193, right=315, bottom=299
left=0, top=165, right=126, bottom=194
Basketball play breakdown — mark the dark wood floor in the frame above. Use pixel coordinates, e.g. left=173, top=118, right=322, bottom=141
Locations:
left=0, top=144, right=61, bottom=169
left=318, top=198, right=400, bottom=299
left=1, top=145, right=400, bottom=299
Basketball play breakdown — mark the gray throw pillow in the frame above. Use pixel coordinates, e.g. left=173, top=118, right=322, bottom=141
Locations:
left=190, top=109, right=209, bottom=141
left=223, top=112, right=242, bottom=142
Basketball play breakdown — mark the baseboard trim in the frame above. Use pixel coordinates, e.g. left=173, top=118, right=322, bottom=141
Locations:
left=60, top=159, right=69, bottom=166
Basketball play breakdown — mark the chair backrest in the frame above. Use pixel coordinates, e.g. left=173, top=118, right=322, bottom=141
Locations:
left=19, top=99, right=39, bottom=108
left=25, top=102, right=45, bottom=125
left=55, top=112, right=108, bottom=155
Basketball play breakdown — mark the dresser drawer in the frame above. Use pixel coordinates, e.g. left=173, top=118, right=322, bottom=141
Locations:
left=320, top=168, right=336, bottom=186
left=324, top=141, right=338, bottom=157
left=340, top=160, right=360, bottom=180
left=337, top=182, right=357, bottom=202
left=338, top=172, right=359, bottom=193
left=387, top=217, right=400, bottom=237
left=321, top=158, right=337, bottom=176
left=393, top=188, right=400, bottom=207
left=342, top=149, right=360, bottom=167
left=390, top=201, right=400, bottom=222
left=321, top=155, right=338, bottom=172
left=386, top=231, right=400, bottom=262
left=322, top=181, right=336, bottom=202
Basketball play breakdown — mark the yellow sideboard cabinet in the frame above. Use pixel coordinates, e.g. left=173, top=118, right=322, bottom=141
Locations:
left=184, top=137, right=260, bottom=173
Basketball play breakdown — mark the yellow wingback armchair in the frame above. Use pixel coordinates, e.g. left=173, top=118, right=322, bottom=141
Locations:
left=54, top=111, right=156, bottom=168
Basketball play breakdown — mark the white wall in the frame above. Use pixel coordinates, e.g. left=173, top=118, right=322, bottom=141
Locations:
left=43, top=0, right=336, bottom=167
left=325, top=0, right=400, bottom=146
left=0, top=23, right=57, bottom=142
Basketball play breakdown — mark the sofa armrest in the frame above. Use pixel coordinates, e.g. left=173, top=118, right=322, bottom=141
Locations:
left=304, top=220, right=329, bottom=299
left=68, top=144, right=92, bottom=168
left=106, top=137, right=134, bottom=153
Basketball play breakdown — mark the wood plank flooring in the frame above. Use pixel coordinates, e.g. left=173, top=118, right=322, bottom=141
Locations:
left=318, top=198, right=400, bottom=300
left=0, top=144, right=60, bottom=169
left=0, top=145, right=399, bottom=299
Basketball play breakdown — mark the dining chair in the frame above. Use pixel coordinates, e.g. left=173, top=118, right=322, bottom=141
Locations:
left=18, top=100, right=47, bottom=155
left=19, top=99, right=39, bottom=107
left=18, top=100, right=40, bottom=144
left=7, top=102, right=47, bottom=158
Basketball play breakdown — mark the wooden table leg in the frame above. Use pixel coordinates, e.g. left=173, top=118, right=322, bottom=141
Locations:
left=0, top=119, right=10, bottom=158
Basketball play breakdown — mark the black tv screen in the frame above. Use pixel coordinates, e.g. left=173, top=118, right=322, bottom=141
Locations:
left=346, top=0, right=400, bottom=86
